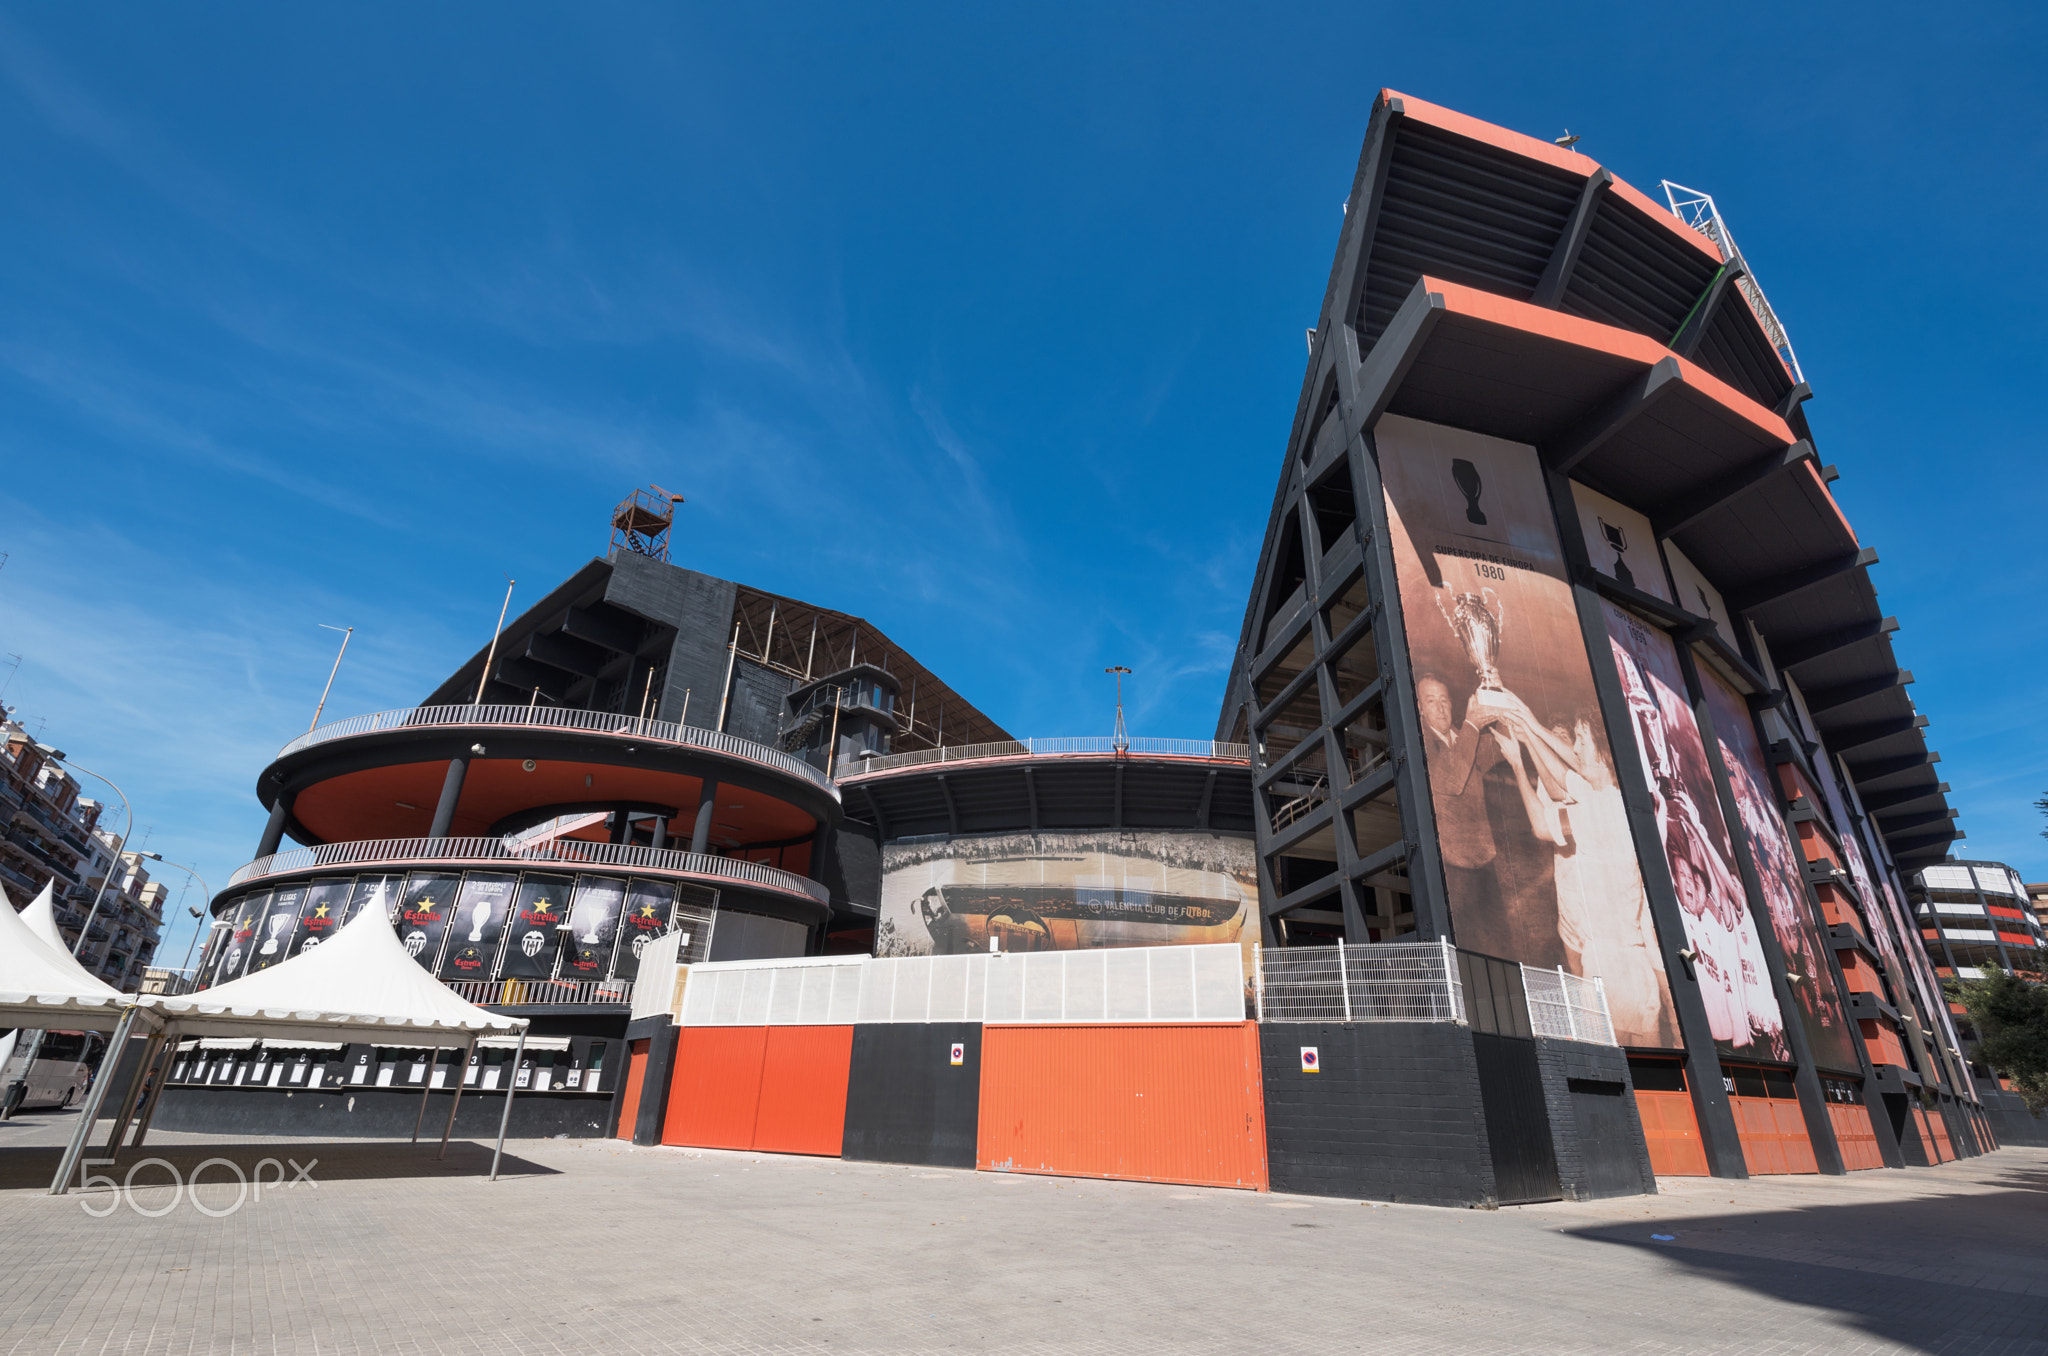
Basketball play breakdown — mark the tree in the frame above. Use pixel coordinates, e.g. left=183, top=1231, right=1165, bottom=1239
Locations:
left=1947, top=963, right=2048, bottom=1115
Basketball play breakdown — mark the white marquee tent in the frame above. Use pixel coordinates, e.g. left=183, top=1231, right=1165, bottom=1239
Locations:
left=47, top=888, right=533, bottom=1195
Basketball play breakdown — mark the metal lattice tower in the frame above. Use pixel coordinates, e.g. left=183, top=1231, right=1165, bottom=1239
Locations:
left=1661, top=181, right=1805, bottom=384
left=610, top=485, right=684, bottom=562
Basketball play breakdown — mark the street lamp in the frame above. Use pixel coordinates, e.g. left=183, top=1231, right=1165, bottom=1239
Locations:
left=132, top=853, right=212, bottom=977
left=37, top=748, right=130, bottom=968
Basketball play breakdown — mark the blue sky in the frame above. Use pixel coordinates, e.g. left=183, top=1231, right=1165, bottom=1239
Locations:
left=0, top=4, right=2041, bottom=963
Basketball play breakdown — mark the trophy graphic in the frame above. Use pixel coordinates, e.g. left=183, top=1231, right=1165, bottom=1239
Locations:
left=1597, top=518, right=1635, bottom=588
left=1451, top=458, right=1487, bottom=525
left=1443, top=587, right=1507, bottom=700
left=259, top=911, right=291, bottom=955
left=467, top=900, right=492, bottom=942
left=404, top=930, right=428, bottom=958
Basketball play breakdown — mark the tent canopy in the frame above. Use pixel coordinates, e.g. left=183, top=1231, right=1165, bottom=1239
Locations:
left=145, top=894, right=527, bottom=1045
left=0, top=881, right=137, bottom=1032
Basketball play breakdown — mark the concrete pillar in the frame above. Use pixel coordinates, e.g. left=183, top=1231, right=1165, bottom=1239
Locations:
left=649, top=817, right=668, bottom=851
left=689, top=779, right=720, bottom=855
left=255, top=792, right=294, bottom=859
left=427, top=758, right=468, bottom=840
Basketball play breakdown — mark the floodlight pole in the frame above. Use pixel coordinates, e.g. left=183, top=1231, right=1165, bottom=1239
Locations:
left=1105, top=666, right=1132, bottom=753
left=309, top=625, right=354, bottom=732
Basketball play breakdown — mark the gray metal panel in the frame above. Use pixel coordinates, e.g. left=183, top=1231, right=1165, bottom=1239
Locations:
left=603, top=553, right=739, bottom=724
left=724, top=658, right=794, bottom=747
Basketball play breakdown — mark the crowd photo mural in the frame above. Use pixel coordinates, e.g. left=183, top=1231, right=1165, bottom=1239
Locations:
left=1604, top=601, right=1789, bottom=1061
left=1697, top=663, right=1863, bottom=1073
left=1376, top=414, right=1680, bottom=1049
left=874, top=830, right=1255, bottom=958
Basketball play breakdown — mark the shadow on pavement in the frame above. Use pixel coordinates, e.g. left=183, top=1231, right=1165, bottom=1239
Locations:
left=0, top=1140, right=561, bottom=1194
left=1569, top=1188, right=2047, bottom=1355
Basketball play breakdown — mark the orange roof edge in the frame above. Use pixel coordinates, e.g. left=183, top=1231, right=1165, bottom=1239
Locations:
left=1383, top=91, right=1726, bottom=268
left=1418, top=275, right=1797, bottom=446
left=1801, top=460, right=1858, bottom=544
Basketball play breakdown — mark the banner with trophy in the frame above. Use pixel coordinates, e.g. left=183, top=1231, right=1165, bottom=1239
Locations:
left=439, top=872, right=517, bottom=979
left=1376, top=413, right=1680, bottom=1050
left=560, top=876, right=627, bottom=978
left=243, top=884, right=306, bottom=973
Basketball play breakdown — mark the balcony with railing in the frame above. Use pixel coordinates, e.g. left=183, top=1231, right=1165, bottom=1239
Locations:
left=275, top=704, right=840, bottom=801
left=225, top=834, right=829, bottom=906
left=839, top=736, right=1251, bottom=781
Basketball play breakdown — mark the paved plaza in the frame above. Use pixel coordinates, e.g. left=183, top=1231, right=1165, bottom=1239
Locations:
left=0, top=1110, right=2042, bottom=1356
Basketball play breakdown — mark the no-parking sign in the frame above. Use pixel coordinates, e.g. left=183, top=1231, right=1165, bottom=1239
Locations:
left=1300, top=1046, right=1319, bottom=1073
left=949, top=1043, right=964, bottom=1066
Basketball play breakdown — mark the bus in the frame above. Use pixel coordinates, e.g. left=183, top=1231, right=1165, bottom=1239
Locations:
left=0, top=1030, right=105, bottom=1112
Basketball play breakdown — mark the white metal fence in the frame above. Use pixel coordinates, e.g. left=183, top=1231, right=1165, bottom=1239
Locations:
left=1519, top=965, right=1616, bottom=1046
left=674, top=944, right=1248, bottom=1027
left=1254, top=941, right=1466, bottom=1024
left=630, top=929, right=689, bottom=1021
left=275, top=703, right=839, bottom=797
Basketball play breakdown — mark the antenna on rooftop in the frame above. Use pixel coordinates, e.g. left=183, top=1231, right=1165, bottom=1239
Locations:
left=612, top=485, right=685, bottom=563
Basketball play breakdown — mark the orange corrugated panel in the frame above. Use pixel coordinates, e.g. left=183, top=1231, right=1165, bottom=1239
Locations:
left=1826, top=1102, right=1886, bottom=1170
left=1920, top=1108, right=1955, bottom=1163
left=1633, top=1089, right=1709, bottom=1176
left=616, top=1039, right=650, bottom=1142
left=978, top=1023, right=1266, bottom=1190
left=1860, top=1020, right=1907, bottom=1069
left=663, top=1026, right=767, bottom=1150
left=1729, top=1096, right=1817, bottom=1175
left=753, top=1025, right=853, bottom=1157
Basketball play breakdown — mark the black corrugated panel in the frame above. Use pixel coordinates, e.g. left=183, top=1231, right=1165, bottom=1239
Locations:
left=1121, top=762, right=1207, bottom=828
left=1694, top=297, right=1795, bottom=410
left=1356, top=123, right=1581, bottom=349
left=841, top=1022, right=981, bottom=1168
left=1031, top=764, right=1117, bottom=828
left=947, top=766, right=1033, bottom=835
left=1563, top=199, right=1717, bottom=346
left=1206, top=772, right=1256, bottom=834
left=866, top=779, right=951, bottom=837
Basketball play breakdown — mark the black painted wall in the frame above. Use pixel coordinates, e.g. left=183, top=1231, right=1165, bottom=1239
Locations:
left=1532, top=1037, right=1656, bottom=1200
left=842, top=1022, right=982, bottom=1168
left=1259, top=1022, right=1496, bottom=1206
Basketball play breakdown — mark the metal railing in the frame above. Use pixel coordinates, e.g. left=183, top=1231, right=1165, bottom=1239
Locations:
left=444, top=978, right=634, bottom=1009
left=1520, top=965, right=1617, bottom=1046
left=1255, top=941, right=1466, bottom=1024
left=840, top=737, right=1251, bottom=780
left=673, top=943, right=1249, bottom=1027
left=224, top=836, right=829, bottom=904
left=274, top=704, right=839, bottom=799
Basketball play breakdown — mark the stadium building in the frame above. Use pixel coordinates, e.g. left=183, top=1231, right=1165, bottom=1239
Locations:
left=163, top=94, right=1995, bottom=1193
